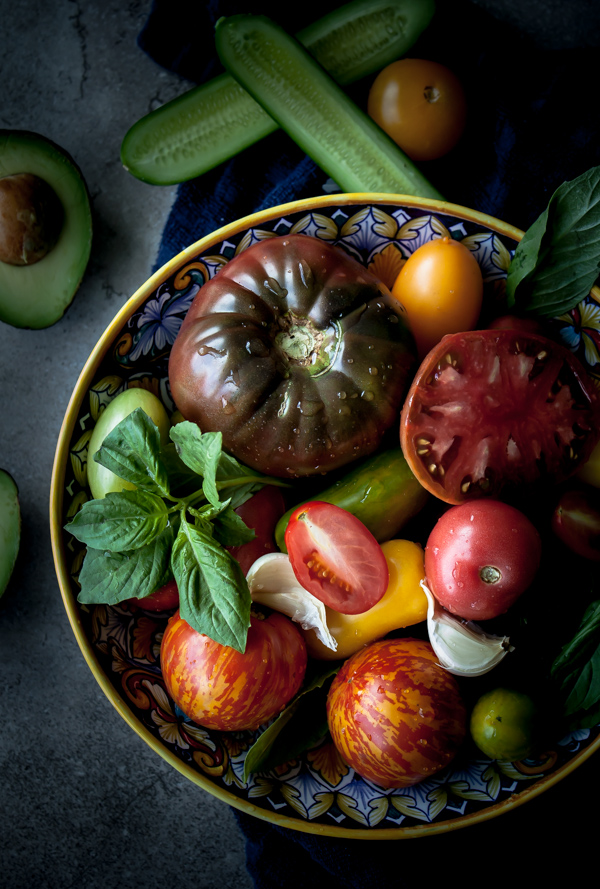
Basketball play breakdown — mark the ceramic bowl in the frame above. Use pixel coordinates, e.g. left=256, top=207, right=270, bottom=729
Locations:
left=50, top=193, right=600, bottom=838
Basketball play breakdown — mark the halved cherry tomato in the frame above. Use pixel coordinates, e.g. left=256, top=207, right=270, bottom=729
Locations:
left=284, top=501, right=388, bottom=615
left=367, top=59, right=467, bottom=162
left=391, top=236, right=483, bottom=358
left=400, top=329, right=600, bottom=504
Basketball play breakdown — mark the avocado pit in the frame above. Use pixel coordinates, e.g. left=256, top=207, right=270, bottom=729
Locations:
left=0, top=172, right=64, bottom=265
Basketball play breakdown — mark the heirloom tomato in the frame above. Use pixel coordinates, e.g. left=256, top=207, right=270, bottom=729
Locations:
left=391, top=236, right=483, bottom=358
left=552, top=487, right=600, bottom=561
left=226, top=485, right=286, bottom=575
left=168, top=234, right=416, bottom=479
left=284, top=501, right=388, bottom=615
left=303, top=539, right=428, bottom=661
left=425, top=500, right=541, bottom=621
left=367, top=59, right=467, bottom=161
left=400, top=329, right=600, bottom=503
left=160, top=608, right=307, bottom=731
left=87, top=387, right=170, bottom=500
left=327, top=637, right=467, bottom=788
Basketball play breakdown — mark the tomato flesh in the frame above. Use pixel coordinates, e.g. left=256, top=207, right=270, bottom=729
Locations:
left=400, top=329, right=600, bottom=503
left=284, top=501, right=388, bottom=614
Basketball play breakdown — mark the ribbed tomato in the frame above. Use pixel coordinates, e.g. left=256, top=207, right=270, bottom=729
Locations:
left=168, top=233, right=415, bottom=478
left=160, top=608, right=307, bottom=731
left=400, top=329, right=600, bottom=503
left=327, top=638, right=466, bottom=787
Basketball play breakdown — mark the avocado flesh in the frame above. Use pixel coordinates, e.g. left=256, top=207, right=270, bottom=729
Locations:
left=0, top=468, right=20, bottom=597
left=0, top=130, right=92, bottom=329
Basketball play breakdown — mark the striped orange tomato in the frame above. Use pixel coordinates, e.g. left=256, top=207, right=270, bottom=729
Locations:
left=160, top=609, right=307, bottom=731
left=326, top=637, right=466, bottom=787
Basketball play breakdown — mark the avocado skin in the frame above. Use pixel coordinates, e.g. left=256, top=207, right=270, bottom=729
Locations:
left=0, top=130, right=92, bottom=329
left=0, top=468, right=20, bottom=598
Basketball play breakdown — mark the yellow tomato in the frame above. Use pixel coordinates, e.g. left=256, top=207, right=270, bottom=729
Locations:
left=367, top=59, right=467, bottom=162
left=391, top=236, right=483, bottom=358
left=303, top=538, right=428, bottom=661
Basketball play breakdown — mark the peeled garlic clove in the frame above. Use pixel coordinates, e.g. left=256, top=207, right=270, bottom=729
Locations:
left=421, top=581, right=513, bottom=677
left=246, top=552, right=337, bottom=652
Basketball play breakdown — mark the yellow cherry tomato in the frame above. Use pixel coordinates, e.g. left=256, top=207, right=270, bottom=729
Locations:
left=470, top=688, right=538, bottom=761
left=367, top=59, right=467, bottom=162
left=391, top=236, right=483, bottom=359
left=303, top=538, right=428, bottom=661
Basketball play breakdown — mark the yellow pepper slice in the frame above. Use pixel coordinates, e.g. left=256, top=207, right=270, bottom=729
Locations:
left=303, top=538, right=428, bottom=661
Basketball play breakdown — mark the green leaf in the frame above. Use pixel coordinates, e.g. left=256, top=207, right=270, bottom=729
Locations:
left=243, top=662, right=340, bottom=781
left=171, top=518, right=251, bottom=652
left=506, top=166, right=600, bottom=316
left=212, top=504, right=256, bottom=548
left=551, top=599, right=600, bottom=727
left=77, top=523, right=176, bottom=605
left=65, top=489, right=170, bottom=552
left=94, top=408, right=170, bottom=496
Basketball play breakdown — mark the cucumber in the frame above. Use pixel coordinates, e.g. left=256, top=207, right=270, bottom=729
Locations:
left=275, top=448, right=430, bottom=551
left=215, top=14, right=443, bottom=199
left=121, top=0, right=435, bottom=185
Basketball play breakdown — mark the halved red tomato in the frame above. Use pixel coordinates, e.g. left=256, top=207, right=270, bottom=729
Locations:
left=400, top=329, right=600, bottom=504
left=284, top=501, right=388, bottom=614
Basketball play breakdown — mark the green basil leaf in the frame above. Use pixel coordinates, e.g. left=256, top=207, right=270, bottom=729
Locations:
left=551, top=599, right=600, bottom=727
left=77, top=523, right=176, bottom=605
left=506, top=166, right=600, bottom=316
left=160, top=441, right=203, bottom=493
left=212, top=504, right=256, bottom=547
left=65, top=489, right=170, bottom=552
left=94, top=407, right=170, bottom=496
left=172, top=519, right=251, bottom=652
left=243, top=663, right=339, bottom=781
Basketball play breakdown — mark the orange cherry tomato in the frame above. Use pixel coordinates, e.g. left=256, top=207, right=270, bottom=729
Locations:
left=391, top=236, right=483, bottom=358
left=367, top=58, right=467, bottom=162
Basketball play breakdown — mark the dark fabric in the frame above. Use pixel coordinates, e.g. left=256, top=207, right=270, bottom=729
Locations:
left=136, top=1, right=600, bottom=883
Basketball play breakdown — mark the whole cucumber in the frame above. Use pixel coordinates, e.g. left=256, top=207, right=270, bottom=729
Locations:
left=121, top=0, right=435, bottom=185
left=275, top=448, right=429, bottom=551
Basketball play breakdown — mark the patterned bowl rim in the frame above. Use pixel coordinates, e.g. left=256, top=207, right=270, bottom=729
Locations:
left=49, top=191, right=600, bottom=839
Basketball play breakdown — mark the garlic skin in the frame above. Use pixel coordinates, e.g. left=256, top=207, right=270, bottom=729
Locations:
left=421, top=581, right=513, bottom=677
left=246, top=553, right=338, bottom=652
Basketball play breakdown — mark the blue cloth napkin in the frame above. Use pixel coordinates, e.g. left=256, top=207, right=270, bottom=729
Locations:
left=136, top=1, right=600, bottom=884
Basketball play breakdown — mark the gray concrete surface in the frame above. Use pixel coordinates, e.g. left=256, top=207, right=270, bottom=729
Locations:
left=1, top=2, right=600, bottom=888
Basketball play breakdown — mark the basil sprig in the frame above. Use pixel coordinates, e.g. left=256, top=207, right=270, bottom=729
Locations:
left=506, top=165, right=600, bottom=316
left=551, top=599, right=600, bottom=730
left=65, top=409, right=286, bottom=652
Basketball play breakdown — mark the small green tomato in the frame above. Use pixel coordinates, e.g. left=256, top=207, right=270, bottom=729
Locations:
left=470, top=687, right=538, bottom=762
left=87, top=387, right=170, bottom=499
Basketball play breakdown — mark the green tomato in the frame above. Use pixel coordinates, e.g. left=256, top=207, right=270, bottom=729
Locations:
left=470, top=687, right=538, bottom=762
left=87, top=387, right=170, bottom=499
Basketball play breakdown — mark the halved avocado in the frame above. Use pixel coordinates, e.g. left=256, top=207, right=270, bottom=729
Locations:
left=0, top=468, right=20, bottom=598
left=0, top=130, right=92, bottom=329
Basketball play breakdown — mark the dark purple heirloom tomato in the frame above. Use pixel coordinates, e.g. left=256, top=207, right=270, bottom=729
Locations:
left=168, top=234, right=416, bottom=478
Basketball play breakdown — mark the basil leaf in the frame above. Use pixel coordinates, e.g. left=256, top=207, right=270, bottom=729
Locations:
left=65, top=489, right=170, bottom=552
left=77, top=523, right=176, bottom=605
left=506, top=166, right=600, bottom=316
left=243, top=663, right=339, bottom=781
left=94, top=408, right=170, bottom=496
left=172, top=519, right=251, bottom=652
left=551, top=599, right=600, bottom=728
left=212, top=504, right=256, bottom=548
left=160, top=441, right=203, bottom=493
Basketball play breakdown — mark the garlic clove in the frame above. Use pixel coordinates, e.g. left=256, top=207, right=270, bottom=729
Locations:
left=246, top=552, right=338, bottom=652
left=421, top=580, right=513, bottom=677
